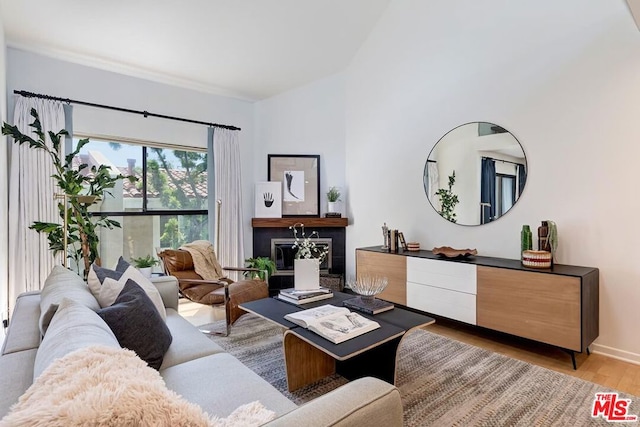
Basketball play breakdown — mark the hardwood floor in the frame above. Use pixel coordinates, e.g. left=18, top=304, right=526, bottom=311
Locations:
left=426, top=316, right=640, bottom=396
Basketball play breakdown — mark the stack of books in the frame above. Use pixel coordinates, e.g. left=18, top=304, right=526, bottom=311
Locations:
left=277, top=287, right=333, bottom=305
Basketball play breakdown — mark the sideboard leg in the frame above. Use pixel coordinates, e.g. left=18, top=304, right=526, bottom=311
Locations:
left=568, top=350, right=577, bottom=370
left=586, top=347, right=591, bottom=356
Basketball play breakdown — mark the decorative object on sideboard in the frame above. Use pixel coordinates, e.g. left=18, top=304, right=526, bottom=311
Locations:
left=432, top=246, right=478, bottom=258
left=254, top=181, right=282, bottom=218
left=324, top=212, right=342, bottom=218
left=268, top=154, right=320, bottom=217
left=406, top=242, right=421, bottom=251
left=522, top=250, right=552, bottom=269
left=389, top=229, right=399, bottom=253
left=521, top=225, right=533, bottom=260
left=546, top=220, right=558, bottom=262
left=381, top=222, right=389, bottom=250
left=397, top=232, right=408, bottom=251
left=424, top=122, right=528, bottom=226
left=538, top=221, right=550, bottom=252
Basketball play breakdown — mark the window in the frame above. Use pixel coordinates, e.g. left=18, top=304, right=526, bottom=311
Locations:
left=74, top=138, right=208, bottom=269
left=495, top=173, right=516, bottom=217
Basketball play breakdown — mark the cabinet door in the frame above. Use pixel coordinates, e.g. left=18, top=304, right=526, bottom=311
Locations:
left=356, top=250, right=406, bottom=305
left=477, top=266, right=581, bottom=351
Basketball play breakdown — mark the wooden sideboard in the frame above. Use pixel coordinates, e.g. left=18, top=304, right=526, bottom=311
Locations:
left=356, top=247, right=599, bottom=368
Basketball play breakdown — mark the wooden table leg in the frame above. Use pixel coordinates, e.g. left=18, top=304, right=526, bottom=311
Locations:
left=283, top=331, right=335, bottom=392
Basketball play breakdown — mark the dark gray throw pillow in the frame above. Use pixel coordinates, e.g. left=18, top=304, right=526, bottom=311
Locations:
left=97, top=279, right=172, bottom=370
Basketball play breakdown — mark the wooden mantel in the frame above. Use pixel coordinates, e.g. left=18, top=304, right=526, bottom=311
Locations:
left=251, top=217, right=348, bottom=228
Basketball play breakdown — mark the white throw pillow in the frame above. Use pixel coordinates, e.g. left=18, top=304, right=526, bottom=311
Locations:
left=87, top=263, right=167, bottom=320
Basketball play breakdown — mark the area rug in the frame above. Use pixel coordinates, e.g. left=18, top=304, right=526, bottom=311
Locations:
left=204, top=314, right=640, bottom=426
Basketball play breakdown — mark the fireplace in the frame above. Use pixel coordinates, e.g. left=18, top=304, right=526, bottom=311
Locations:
left=251, top=217, right=348, bottom=293
left=271, top=238, right=332, bottom=275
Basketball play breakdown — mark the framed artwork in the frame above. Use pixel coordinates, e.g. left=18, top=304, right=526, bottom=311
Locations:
left=254, top=182, right=282, bottom=218
left=268, top=154, right=320, bottom=217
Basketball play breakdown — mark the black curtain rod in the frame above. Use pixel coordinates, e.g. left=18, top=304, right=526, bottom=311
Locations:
left=13, top=90, right=241, bottom=131
left=482, top=156, right=523, bottom=167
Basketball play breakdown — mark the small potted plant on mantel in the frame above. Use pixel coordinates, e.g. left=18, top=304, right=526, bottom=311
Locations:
left=326, top=186, right=341, bottom=213
left=131, top=254, right=159, bottom=278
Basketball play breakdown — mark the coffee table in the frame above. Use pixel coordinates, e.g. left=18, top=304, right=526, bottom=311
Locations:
left=240, top=292, right=434, bottom=391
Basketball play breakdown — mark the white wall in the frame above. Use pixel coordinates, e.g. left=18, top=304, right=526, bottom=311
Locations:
left=0, top=8, right=9, bottom=335
left=345, top=0, right=640, bottom=361
left=6, top=48, right=256, bottom=263
left=255, top=73, right=346, bottom=217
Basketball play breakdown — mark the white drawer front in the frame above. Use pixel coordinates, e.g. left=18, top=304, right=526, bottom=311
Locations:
left=407, top=282, right=476, bottom=325
left=407, top=257, right=477, bottom=294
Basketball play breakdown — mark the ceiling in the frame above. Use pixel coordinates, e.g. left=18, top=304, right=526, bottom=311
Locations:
left=0, top=0, right=390, bottom=101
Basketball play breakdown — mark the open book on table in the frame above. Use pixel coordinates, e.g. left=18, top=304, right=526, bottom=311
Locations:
left=284, top=304, right=380, bottom=344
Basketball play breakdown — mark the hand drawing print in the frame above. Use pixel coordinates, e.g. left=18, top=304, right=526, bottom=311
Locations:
left=282, top=170, right=305, bottom=202
left=263, top=192, right=274, bottom=207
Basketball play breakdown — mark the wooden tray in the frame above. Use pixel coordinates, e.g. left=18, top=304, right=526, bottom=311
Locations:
left=432, top=246, right=477, bottom=258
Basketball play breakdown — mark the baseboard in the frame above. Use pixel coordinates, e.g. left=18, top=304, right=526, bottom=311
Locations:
left=591, top=343, right=640, bottom=365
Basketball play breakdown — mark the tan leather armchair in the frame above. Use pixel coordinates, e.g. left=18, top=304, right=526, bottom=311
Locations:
left=157, top=248, right=268, bottom=335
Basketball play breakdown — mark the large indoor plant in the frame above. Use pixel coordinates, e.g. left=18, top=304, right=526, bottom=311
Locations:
left=2, top=109, right=136, bottom=278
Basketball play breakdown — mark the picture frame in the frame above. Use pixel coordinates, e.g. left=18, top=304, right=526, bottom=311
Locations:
left=268, top=154, right=320, bottom=217
left=254, top=181, right=282, bottom=218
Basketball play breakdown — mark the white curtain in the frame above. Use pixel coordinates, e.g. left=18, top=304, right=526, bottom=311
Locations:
left=8, top=97, right=65, bottom=312
left=212, top=128, right=244, bottom=280
left=427, top=161, right=440, bottom=210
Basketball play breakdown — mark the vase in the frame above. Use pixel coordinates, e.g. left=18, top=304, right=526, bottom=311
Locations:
left=327, top=201, right=337, bottom=213
left=521, top=225, right=532, bottom=260
left=138, top=267, right=152, bottom=278
left=294, top=258, right=320, bottom=290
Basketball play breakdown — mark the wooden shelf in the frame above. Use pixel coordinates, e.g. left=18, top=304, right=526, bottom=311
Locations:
left=251, top=217, right=348, bottom=228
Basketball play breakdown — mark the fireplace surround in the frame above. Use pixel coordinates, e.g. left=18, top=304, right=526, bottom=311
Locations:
left=251, top=217, right=347, bottom=293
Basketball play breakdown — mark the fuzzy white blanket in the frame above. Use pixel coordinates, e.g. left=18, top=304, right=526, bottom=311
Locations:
left=0, top=346, right=275, bottom=427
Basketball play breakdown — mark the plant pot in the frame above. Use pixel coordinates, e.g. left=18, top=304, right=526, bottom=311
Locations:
left=138, top=267, right=152, bottom=278
left=327, top=202, right=337, bottom=213
left=294, top=258, right=319, bottom=290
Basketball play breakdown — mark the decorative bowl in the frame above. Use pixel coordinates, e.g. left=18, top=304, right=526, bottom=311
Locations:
left=347, top=275, right=388, bottom=301
left=432, top=246, right=478, bottom=258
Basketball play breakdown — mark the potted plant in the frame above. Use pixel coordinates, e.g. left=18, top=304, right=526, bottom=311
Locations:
left=244, top=257, right=277, bottom=281
left=436, top=171, right=459, bottom=223
left=326, top=186, right=341, bottom=213
left=1, top=109, right=136, bottom=279
left=131, top=254, right=160, bottom=278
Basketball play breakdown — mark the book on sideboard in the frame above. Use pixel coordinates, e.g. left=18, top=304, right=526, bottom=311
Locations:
left=284, top=304, right=380, bottom=344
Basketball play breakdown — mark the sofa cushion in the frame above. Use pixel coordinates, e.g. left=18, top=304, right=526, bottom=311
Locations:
left=1, top=292, right=41, bottom=355
left=39, top=266, right=100, bottom=336
left=161, top=353, right=298, bottom=418
left=160, top=308, right=225, bottom=370
left=33, top=298, right=119, bottom=380
left=0, top=349, right=38, bottom=419
left=98, top=279, right=172, bottom=370
left=87, top=259, right=166, bottom=320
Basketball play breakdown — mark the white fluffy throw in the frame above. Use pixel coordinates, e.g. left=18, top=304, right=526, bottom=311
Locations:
left=0, top=345, right=275, bottom=427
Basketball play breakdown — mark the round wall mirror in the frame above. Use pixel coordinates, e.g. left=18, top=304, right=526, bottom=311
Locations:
left=423, top=122, right=527, bottom=225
